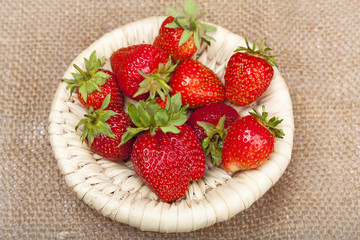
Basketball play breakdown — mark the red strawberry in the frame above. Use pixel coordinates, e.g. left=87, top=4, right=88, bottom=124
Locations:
left=153, top=0, right=216, bottom=61
left=222, top=106, right=284, bottom=172
left=224, top=38, right=278, bottom=106
left=187, top=102, right=240, bottom=140
left=131, top=125, right=205, bottom=202
left=110, top=44, right=174, bottom=101
left=120, top=93, right=205, bottom=202
left=155, top=96, right=168, bottom=108
left=75, top=95, right=134, bottom=162
left=186, top=102, right=239, bottom=165
left=63, top=51, right=124, bottom=110
left=169, top=59, right=225, bottom=108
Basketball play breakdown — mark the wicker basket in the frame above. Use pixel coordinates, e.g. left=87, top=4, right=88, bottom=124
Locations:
left=48, top=16, right=294, bottom=233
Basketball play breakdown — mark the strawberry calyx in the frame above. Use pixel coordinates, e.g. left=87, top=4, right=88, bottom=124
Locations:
left=120, top=92, right=188, bottom=145
left=165, top=0, right=217, bottom=49
left=197, top=115, right=227, bottom=166
left=75, top=94, right=118, bottom=147
left=62, top=51, right=111, bottom=102
left=249, top=105, right=285, bottom=139
left=234, top=38, right=278, bottom=67
left=133, top=56, right=178, bottom=101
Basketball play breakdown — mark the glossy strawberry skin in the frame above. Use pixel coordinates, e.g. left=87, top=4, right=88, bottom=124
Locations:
left=169, top=59, right=225, bottom=108
left=153, top=16, right=197, bottom=62
left=222, top=115, right=275, bottom=172
left=155, top=96, right=167, bottom=109
left=186, top=102, right=240, bottom=140
left=78, top=69, right=124, bottom=110
left=131, top=124, right=205, bottom=202
left=110, top=44, right=168, bottom=101
left=88, top=107, right=134, bottom=161
left=224, top=52, right=274, bottom=106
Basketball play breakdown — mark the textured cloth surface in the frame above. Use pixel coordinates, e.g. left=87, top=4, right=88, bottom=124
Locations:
left=1, top=0, right=359, bottom=239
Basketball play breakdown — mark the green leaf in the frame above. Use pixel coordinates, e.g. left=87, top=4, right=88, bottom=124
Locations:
left=176, top=18, right=188, bottom=29
left=75, top=118, right=88, bottom=131
left=194, top=30, right=200, bottom=49
left=160, top=125, right=180, bottom=134
left=195, top=12, right=206, bottom=20
left=165, top=93, right=172, bottom=110
left=100, top=110, right=118, bottom=122
left=201, top=137, right=210, bottom=152
left=252, top=39, right=258, bottom=51
left=99, top=94, right=111, bottom=111
left=166, top=7, right=184, bottom=18
left=197, top=121, right=216, bottom=135
left=149, top=127, right=157, bottom=136
left=127, top=103, right=143, bottom=127
left=189, top=20, right=197, bottom=31
left=154, top=108, right=170, bottom=126
left=88, top=51, right=97, bottom=69
left=147, top=101, right=162, bottom=115
left=165, top=21, right=180, bottom=29
left=86, top=80, right=101, bottom=93
left=71, top=72, right=83, bottom=81
left=98, top=122, right=115, bottom=138
left=210, top=144, right=223, bottom=166
left=200, top=33, right=216, bottom=43
left=179, top=29, right=193, bottom=46
left=200, top=23, right=217, bottom=32
left=217, top=115, right=226, bottom=130
left=137, top=103, right=151, bottom=127
left=169, top=92, right=182, bottom=114
left=119, top=127, right=148, bottom=146
left=94, top=71, right=111, bottom=80
left=133, top=78, right=151, bottom=98
left=245, top=37, right=250, bottom=49
left=183, top=0, right=198, bottom=17
left=157, top=90, right=166, bottom=102
left=168, top=113, right=187, bottom=126
left=78, top=85, right=88, bottom=102
left=259, top=38, right=266, bottom=52
left=84, top=58, right=90, bottom=72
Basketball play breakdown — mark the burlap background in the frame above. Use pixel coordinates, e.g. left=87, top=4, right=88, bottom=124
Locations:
left=1, top=0, right=359, bottom=239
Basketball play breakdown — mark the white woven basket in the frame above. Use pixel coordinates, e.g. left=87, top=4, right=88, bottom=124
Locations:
left=48, top=16, right=294, bottom=233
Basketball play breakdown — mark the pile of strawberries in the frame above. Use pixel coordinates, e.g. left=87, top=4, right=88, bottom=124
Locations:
left=63, top=0, right=284, bottom=202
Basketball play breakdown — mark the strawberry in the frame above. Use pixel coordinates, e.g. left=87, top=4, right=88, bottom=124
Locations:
left=120, top=93, right=205, bottom=202
left=110, top=44, right=175, bottom=101
left=62, top=51, right=124, bottom=110
left=222, top=106, right=284, bottom=172
left=186, top=102, right=240, bottom=140
left=75, top=95, right=134, bottom=162
left=224, top=38, right=278, bottom=106
left=169, top=59, right=225, bottom=108
left=155, top=96, right=168, bottom=109
left=186, top=102, right=239, bottom=165
left=153, top=0, right=216, bottom=61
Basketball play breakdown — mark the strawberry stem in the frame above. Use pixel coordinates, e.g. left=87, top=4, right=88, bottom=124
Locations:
left=197, top=115, right=227, bottom=165
left=235, top=37, right=279, bottom=67
left=120, top=92, right=189, bottom=146
left=73, top=64, right=89, bottom=80
left=75, top=94, right=118, bottom=148
left=133, top=57, right=177, bottom=101
left=166, top=0, right=217, bottom=49
left=249, top=106, right=285, bottom=139
left=62, top=51, right=110, bottom=101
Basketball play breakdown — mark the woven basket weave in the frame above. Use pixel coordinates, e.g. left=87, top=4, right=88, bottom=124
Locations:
left=48, top=16, right=294, bottom=233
